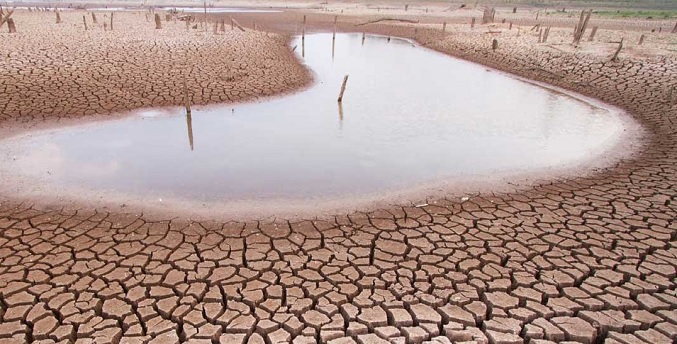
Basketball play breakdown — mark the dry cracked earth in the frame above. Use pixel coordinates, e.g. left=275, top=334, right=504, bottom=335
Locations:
left=1, top=8, right=677, bottom=344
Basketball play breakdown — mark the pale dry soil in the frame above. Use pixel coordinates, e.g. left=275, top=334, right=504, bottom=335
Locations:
left=1, top=6, right=677, bottom=344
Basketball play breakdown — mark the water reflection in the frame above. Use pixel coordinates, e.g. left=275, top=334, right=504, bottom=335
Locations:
left=1, top=33, right=628, bottom=203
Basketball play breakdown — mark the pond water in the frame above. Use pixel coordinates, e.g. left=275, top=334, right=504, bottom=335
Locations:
left=1, top=33, right=631, bottom=207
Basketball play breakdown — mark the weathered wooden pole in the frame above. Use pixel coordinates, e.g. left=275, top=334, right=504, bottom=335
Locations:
left=110, top=12, right=114, bottom=30
left=333, top=15, right=337, bottom=40
left=672, top=21, right=677, bottom=33
left=543, top=27, right=550, bottom=43
left=220, top=19, right=225, bottom=32
left=337, top=75, right=349, bottom=102
left=509, top=22, right=513, bottom=30
left=83, top=15, right=87, bottom=30
left=638, top=34, right=645, bottom=45
left=231, top=18, right=245, bottom=31
left=513, top=7, right=516, bottom=13
left=361, top=31, right=365, bottom=44
left=7, top=18, right=15, bottom=33
left=492, top=38, right=498, bottom=50
left=611, top=38, right=623, bottom=61
left=588, top=26, right=598, bottom=41
left=442, top=21, right=446, bottom=32
left=302, top=15, right=306, bottom=41
left=92, top=12, right=97, bottom=24
left=56, top=11, right=61, bottom=24
left=203, top=1, right=207, bottom=32
left=155, top=13, right=162, bottom=29
left=471, top=17, right=475, bottom=29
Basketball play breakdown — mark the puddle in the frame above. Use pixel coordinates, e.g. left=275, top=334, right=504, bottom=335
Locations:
left=0, top=33, right=638, bottom=212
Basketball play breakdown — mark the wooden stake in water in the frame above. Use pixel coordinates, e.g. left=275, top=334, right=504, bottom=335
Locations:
left=302, top=15, right=306, bottom=41
left=337, top=75, right=349, bottom=102
left=361, top=31, right=365, bottom=44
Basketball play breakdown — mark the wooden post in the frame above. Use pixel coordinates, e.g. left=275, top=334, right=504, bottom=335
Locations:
left=471, top=17, right=475, bottom=29
left=231, top=18, right=234, bottom=30
left=588, top=26, right=598, bottom=41
left=538, top=28, right=543, bottom=43
left=203, top=1, right=207, bottom=32
left=231, top=19, right=245, bottom=31
left=509, top=22, right=512, bottom=30
left=513, top=7, right=516, bottom=13
left=220, top=19, right=225, bottom=32
left=213, top=22, right=217, bottom=34
left=672, top=21, right=677, bottom=34
left=155, top=13, right=162, bottom=29
left=56, top=11, right=61, bottom=24
left=492, top=38, right=498, bottom=50
left=362, top=31, right=365, bottom=44
left=638, top=34, right=645, bottom=45
left=302, top=15, right=306, bottom=40
left=7, top=18, right=15, bottom=33
left=611, top=38, right=623, bottom=61
left=110, top=12, right=114, bottom=30
left=83, top=15, right=87, bottom=30
left=333, top=15, right=337, bottom=40
left=442, top=21, right=446, bottom=32
left=92, top=12, right=97, bottom=24
left=543, top=27, right=550, bottom=43
left=337, top=75, right=349, bottom=102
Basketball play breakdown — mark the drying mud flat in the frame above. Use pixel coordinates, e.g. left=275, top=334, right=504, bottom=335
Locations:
left=1, top=3, right=677, bottom=344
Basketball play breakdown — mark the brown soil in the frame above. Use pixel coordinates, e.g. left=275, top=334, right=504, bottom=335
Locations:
left=0, top=3, right=676, bottom=344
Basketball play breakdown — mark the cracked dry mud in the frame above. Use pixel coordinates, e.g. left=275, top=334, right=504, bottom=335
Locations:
left=1, top=8, right=677, bottom=344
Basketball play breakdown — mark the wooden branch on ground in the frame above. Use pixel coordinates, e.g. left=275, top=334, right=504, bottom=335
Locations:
left=356, top=18, right=419, bottom=26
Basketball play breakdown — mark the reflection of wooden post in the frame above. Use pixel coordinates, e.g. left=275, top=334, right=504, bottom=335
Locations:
left=611, top=38, right=623, bottom=61
left=361, top=31, right=365, bottom=44
left=186, top=112, right=194, bottom=151
left=333, top=15, right=337, bottom=40
left=155, top=13, right=162, bottom=29
left=183, top=76, right=191, bottom=115
left=588, top=26, right=598, bottom=41
left=337, top=75, right=349, bottom=102
left=83, top=15, right=87, bottom=30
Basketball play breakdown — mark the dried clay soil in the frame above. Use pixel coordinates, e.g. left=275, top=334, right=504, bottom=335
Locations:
left=1, top=6, right=677, bottom=344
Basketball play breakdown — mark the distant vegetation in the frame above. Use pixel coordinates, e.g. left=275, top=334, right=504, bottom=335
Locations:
left=592, top=9, right=677, bottom=18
